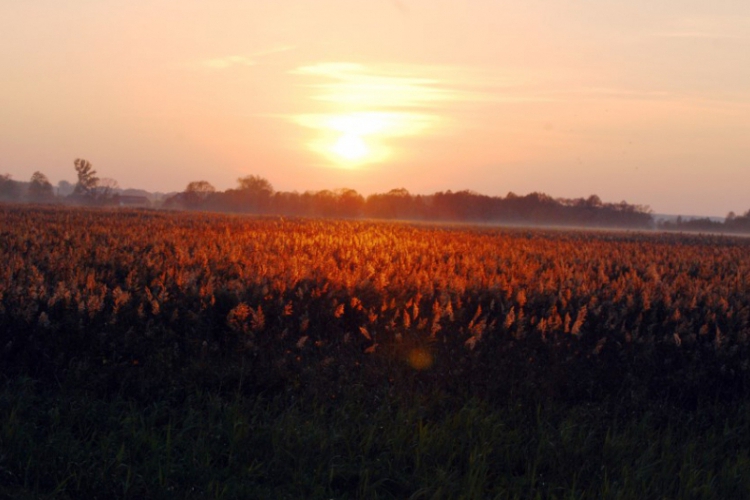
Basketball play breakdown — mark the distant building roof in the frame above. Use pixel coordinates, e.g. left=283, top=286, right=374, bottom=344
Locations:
left=119, top=195, right=150, bottom=206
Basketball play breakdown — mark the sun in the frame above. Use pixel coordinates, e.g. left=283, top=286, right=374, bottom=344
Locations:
left=294, top=111, right=438, bottom=167
left=331, top=133, right=370, bottom=161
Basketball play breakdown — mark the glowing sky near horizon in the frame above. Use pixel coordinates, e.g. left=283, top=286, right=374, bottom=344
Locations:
left=2, top=0, right=750, bottom=216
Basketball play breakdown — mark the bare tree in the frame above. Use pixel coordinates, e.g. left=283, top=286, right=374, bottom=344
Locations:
left=96, top=177, right=120, bottom=202
left=73, top=158, right=99, bottom=197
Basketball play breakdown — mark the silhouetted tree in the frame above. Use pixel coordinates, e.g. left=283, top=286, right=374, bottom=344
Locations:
left=182, top=180, right=215, bottom=208
left=432, top=190, right=492, bottom=220
left=150, top=172, right=652, bottom=228
left=27, top=171, right=54, bottom=202
left=237, top=175, right=273, bottom=196
left=56, top=180, right=75, bottom=197
left=0, top=174, right=20, bottom=201
left=586, top=194, right=603, bottom=208
left=366, top=188, right=418, bottom=219
left=232, top=175, right=273, bottom=212
left=73, top=159, right=99, bottom=198
left=336, top=188, right=365, bottom=217
left=271, top=191, right=305, bottom=215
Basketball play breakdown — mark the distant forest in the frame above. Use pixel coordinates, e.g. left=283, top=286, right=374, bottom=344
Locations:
left=3, top=159, right=750, bottom=232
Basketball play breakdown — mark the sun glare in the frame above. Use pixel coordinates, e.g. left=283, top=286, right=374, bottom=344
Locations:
left=332, top=133, right=370, bottom=161
left=291, top=64, right=448, bottom=168
left=326, top=114, right=385, bottom=163
left=293, top=111, right=438, bottom=167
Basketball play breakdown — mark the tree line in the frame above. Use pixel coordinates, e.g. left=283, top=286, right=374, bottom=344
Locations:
left=1, top=159, right=118, bottom=206
left=658, top=212, right=750, bottom=234
left=165, top=175, right=653, bottom=228
left=7, top=158, right=750, bottom=231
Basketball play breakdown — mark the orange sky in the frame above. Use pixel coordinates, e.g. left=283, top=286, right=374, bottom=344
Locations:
left=2, top=1, right=749, bottom=216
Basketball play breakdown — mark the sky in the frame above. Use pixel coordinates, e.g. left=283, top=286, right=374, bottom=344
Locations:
left=2, top=0, right=749, bottom=216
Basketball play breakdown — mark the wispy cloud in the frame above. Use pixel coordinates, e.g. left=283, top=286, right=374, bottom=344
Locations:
left=285, top=61, right=574, bottom=170
left=568, top=87, right=673, bottom=101
left=293, top=111, right=439, bottom=137
left=201, top=55, right=256, bottom=69
left=252, top=45, right=296, bottom=58
left=288, top=62, right=476, bottom=166
left=290, top=62, right=547, bottom=109
left=291, top=63, right=460, bottom=108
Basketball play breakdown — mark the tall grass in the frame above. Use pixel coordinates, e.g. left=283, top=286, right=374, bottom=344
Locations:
left=2, top=206, right=750, bottom=497
left=2, top=375, right=750, bottom=498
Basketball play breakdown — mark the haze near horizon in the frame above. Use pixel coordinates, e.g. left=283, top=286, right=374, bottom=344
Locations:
left=2, top=1, right=749, bottom=216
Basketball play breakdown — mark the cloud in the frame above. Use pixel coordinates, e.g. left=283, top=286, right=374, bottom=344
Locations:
left=288, top=63, right=470, bottom=166
left=289, top=62, right=544, bottom=109
left=285, top=62, right=585, bottom=166
left=201, top=55, right=257, bottom=69
left=291, top=62, right=461, bottom=108
left=569, top=87, right=672, bottom=101
left=293, top=111, right=439, bottom=138
left=287, top=62, right=558, bottom=133
left=251, top=45, right=296, bottom=58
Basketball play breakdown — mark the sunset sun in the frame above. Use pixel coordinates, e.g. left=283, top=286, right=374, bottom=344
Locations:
left=293, top=110, right=438, bottom=168
left=331, top=133, right=370, bottom=161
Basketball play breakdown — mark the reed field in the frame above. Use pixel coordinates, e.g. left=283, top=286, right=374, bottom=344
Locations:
left=2, top=205, right=750, bottom=498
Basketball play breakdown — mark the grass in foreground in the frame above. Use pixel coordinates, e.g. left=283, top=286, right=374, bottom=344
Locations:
left=2, top=375, right=750, bottom=499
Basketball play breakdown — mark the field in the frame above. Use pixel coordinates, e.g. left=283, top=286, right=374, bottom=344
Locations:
left=2, top=205, right=750, bottom=498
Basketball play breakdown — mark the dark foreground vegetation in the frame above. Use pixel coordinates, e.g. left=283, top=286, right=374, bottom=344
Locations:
left=2, top=205, right=750, bottom=498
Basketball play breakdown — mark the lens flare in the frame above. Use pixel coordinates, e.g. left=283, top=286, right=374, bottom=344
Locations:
left=407, top=347, right=434, bottom=371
